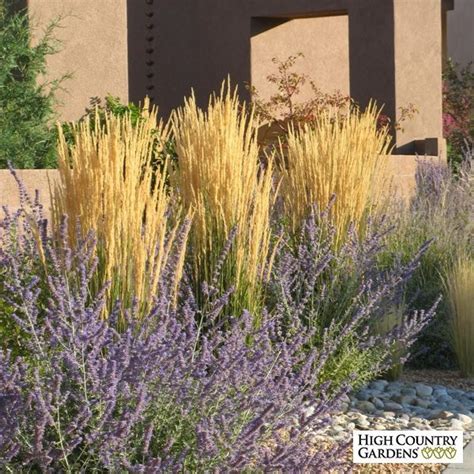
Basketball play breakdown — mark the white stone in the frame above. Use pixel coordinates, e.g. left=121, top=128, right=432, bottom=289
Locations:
left=457, top=413, right=473, bottom=426
left=450, top=419, right=465, bottom=430
left=436, top=410, right=454, bottom=419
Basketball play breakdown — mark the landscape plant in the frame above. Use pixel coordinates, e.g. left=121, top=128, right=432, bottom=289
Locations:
left=0, top=188, right=353, bottom=472
left=268, top=207, right=437, bottom=389
left=279, top=103, right=392, bottom=242
left=383, top=160, right=473, bottom=369
left=372, top=303, right=407, bottom=380
left=443, top=59, right=474, bottom=168
left=52, top=105, right=187, bottom=316
left=61, top=95, right=177, bottom=171
left=250, top=53, right=417, bottom=153
left=445, top=253, right=474, bottom=377
left=171, top=85, right=276, bottom=317
left=249, top=53, right=351, bottom=146
left=0, top=0, right=65, bottom=168
left=0, top=177, right=441, bottom=471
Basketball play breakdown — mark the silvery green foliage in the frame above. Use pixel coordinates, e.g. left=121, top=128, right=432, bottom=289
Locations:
left=0, top=183, right=351, bottom=472
left=268, top=207, right=438, bottom=387
left=406, top=159, right=473, bottom=369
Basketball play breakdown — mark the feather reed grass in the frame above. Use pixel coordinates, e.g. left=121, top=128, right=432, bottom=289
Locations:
left=171, top=84, right=276, bottom=317
left=52, top=102, right=188, bottom=316
left=280, top=103, right=392, bottom=244
left=445, top=255, right=474, bottom=377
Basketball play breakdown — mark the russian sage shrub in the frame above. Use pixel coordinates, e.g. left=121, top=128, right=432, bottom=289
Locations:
left=268, top=208, right=438, bottom=389
left=0, top=194, right=351, bottom=471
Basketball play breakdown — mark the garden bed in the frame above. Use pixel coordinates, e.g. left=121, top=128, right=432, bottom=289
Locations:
left=0, top=86, right=470, bottom=472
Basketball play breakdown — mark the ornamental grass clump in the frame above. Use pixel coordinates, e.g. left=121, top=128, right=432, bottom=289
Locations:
left=445, top=255, right=474, bottom=377
left=280, top=103, right=392, bottom=242
left=383, top=160, right=473, bottom=369
left=0, top=194, right=352, bottom=473
left=172, top=84, right=276, bottom=316
left=52, top=103, right=187, bottom=315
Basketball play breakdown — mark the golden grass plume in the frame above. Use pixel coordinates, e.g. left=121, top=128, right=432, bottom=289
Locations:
left=52, top=101, right=188, bottom=315
left=171, top=84, right=277, bottom=315
left=280, top=103, right=392, bottom=242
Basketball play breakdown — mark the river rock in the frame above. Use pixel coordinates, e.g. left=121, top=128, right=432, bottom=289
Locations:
left=372, top=397, right=385, bottom=409
left=370, top=380, right=389, bottom=392
left=415, top=398, right=432, bottom=409
left=401, top=387, right=417, bottom=397
left=384, top=401, right=403, bottom=411
left=433, top=388, right=448, bottom=399
left=415, top=384, right=433, bottom=398
left=457, top=414, right=473, bottom=426
left=393, top=394, right=416, bottom=406
left=356, top=401, right=376, bottom=413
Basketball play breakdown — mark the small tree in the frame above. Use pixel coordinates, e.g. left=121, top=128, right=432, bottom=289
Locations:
left=0, top=0, right=66, bottom=168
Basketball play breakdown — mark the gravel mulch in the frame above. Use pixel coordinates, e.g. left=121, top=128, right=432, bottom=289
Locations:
left=314, top=372, right=474, bottom=473
left=401, top=370, right=474, bottom=392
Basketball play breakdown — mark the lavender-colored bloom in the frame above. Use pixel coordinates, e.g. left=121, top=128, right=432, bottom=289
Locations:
left=397, top=158, right=473, bottom=369
left=267, top=208, right=438, bottom=388
left=412, top=159, right=452, bottom=212
left=0, top=194, right=352, bottom=472
left=0, top=177, right=438, bottom=471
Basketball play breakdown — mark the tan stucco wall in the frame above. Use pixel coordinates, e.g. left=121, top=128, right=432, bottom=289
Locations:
left=0, top=156, right=441, bottom=214
left=448, top=0, right=474, bottom=67
left=0, top=170, right=59, bottom=219
left=23, top=0, right=447, bottom=153
left=393, top=0, right=443, bottom=152
left=385, top=155, right=446, bottom=202
left=27, top=0, right=129, bottom=122
left=250, top=15, right=350, bottom=104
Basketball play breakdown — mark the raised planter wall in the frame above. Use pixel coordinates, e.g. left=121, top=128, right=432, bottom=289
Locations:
left=384, top=155, right=446, bottom=202
left=0, top=156, right=446, bottom=219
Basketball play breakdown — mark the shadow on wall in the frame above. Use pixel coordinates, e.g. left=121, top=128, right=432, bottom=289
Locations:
left=126, top=0, right=397, bottom=139
left=250, top=14, right=351, bottom=103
